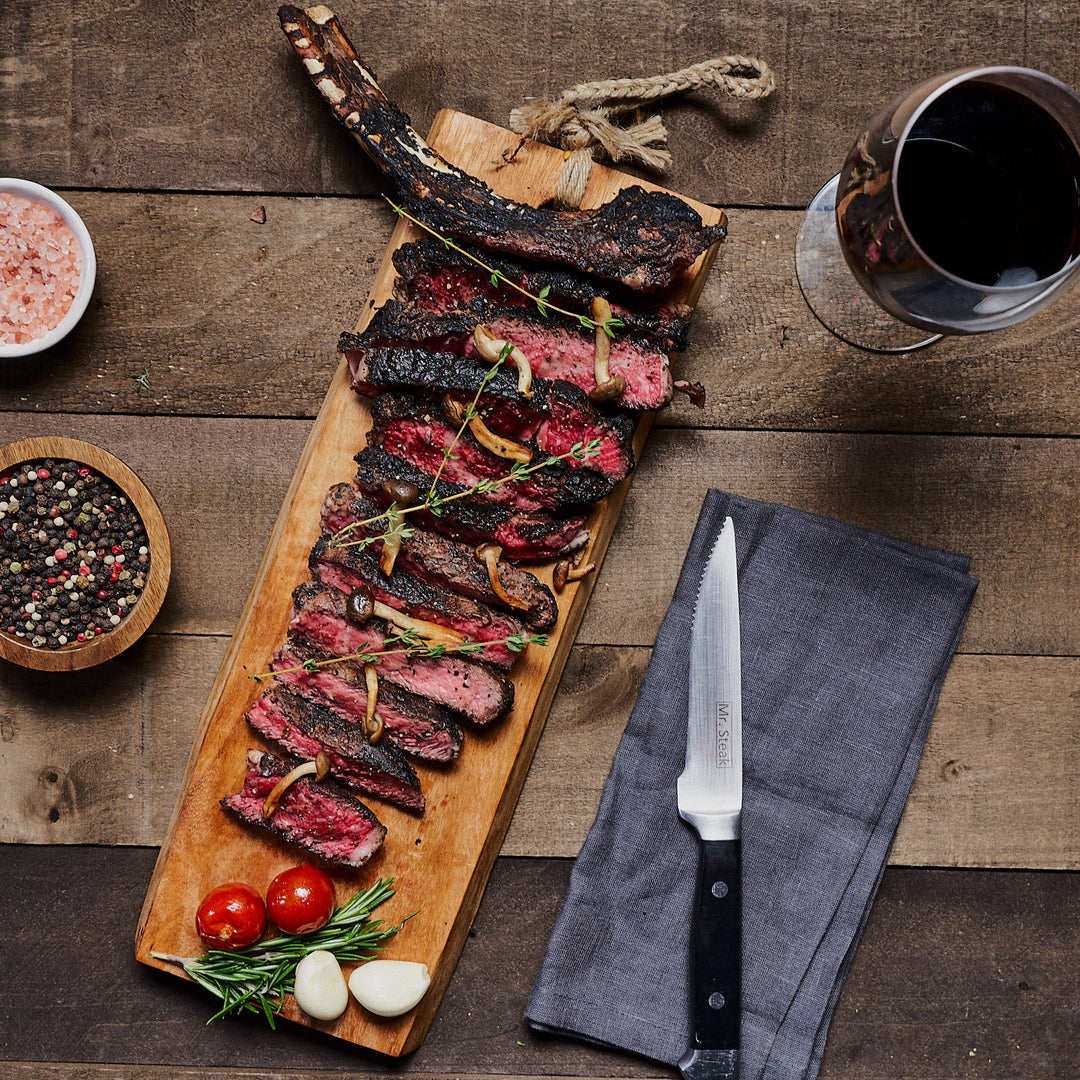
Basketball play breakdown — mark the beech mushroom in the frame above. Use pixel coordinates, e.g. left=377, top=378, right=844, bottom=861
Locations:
left=362, top=663, right=384, bottom=743
left=475, top=542, right=529, bottom=611
left=443, top=397, right=532, bottom=464
left=378, top=479, right=419, bottom=576
left=262, top=750, right=331, bottom=819
left=588, top=296, right=627, bottom=403
left=553, top=556, right=596, bottom=592
left=345, top=585, right=466, bottom=649
left=473, top=324, right=533, bottom=398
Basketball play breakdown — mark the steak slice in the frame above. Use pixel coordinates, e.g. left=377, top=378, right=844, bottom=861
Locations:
left=352, top=447, right=590, bottom=562
left=290, top=581, right=514, bottom=725
left=343, top=344, right=636, bottom=483
left=309, top=535, right=530, bottom=669
left=279, top=6, right=726, bottom=291
left=221, top=749, right=387, bottom=867
left=359, top=299, right=672, bottom=410
left=368, top=392, right=618, bottom=511
left=321, top=484, right=558, bottom=629
left=273, top=639, right=464, bottom=762
left=246, top=687, right=425, bottom=812
left=392, top=237, right=693, bottom=351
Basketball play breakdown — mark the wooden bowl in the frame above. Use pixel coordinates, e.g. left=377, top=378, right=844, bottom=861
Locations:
left=0, top=436, right=170, bottom=671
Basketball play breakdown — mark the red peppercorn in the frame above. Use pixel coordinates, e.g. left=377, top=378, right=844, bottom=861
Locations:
left=111, top=545, right=123, bottom=555
left=37, top=469, right=50, bottom=480
left=67, top=528, right=79, bottom=539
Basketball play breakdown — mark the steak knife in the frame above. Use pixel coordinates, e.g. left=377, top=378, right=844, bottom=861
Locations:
left=677, top=516, right=743, bottom=1080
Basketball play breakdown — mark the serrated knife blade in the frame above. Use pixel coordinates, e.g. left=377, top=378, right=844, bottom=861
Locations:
left=677, top=515, right=742, bottom=1080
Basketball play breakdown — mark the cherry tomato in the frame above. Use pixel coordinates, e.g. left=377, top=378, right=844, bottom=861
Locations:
left=266, top=865, right=336, bottom=935
left=195, top=882, right=267, bottom=951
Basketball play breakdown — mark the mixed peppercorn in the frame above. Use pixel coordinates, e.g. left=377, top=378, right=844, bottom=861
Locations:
left=0, top=458, right=150, bottom=649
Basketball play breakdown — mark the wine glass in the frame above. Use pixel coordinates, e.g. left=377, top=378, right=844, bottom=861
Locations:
left=795, top=67, right=1080, bottom=352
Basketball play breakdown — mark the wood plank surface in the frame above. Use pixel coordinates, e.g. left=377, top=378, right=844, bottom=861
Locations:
left=2, top=633, right=1078, bottom=869
left=4, top=0, right=1080, bottom=1075
left=2, top=195, right=1080, bottom=439
left=2, top=414, right=1078, bottom=656
left=4, top=1, right=1080, bottom=210
left=2, top=846, right=1078, bottom=1080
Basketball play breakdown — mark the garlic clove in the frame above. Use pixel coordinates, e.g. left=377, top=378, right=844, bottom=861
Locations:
left=348, top=959, right=431, bottom=1017
left=293, top=949, right=350, bottom=1021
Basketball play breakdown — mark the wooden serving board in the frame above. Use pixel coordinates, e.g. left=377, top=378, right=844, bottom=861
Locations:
left=135, top=109, right=724, bottom=1056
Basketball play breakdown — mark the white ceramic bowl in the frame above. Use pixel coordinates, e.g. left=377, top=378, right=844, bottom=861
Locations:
left=0, top=178, right=97, bottom=358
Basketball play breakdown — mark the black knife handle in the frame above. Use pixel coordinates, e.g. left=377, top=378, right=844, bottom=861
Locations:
left=688, top=838, right=741, bottom=1050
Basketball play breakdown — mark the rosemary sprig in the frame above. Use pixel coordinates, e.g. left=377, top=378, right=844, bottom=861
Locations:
left=386, top=198, right=625, bottom=337
left=150, top=877, right=407, bottom=1028
left=252, top=629, right=548, bottom=683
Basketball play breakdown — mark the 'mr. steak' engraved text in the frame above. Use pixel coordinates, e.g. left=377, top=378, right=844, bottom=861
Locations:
left=715, top=702, right=732, bottom=768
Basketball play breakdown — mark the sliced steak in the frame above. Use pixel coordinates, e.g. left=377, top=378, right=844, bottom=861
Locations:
left=246, top=687, right=425, bottom=812
left=368, top=392, right=618, bottom=511
left=290, top=581, right=514, bottom=725
left=279, top=6, right=726, bottom=291
left=309, top=535, right=529, bottom=669
left=352, top=447, right=590, bottom=562
left=321, top=484, right=559, bottom=629
left=343, top=345, right=636, bottom=483
left=392, top=236, right=693, bottom=351
left=359, top=299, right=672, bottom=410
left=221, top=749, right=387, bottom=867
left=273, top=639, right=464, bottom=762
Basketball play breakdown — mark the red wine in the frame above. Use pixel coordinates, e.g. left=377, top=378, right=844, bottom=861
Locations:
left=896, top=82, right=1080, bottom=286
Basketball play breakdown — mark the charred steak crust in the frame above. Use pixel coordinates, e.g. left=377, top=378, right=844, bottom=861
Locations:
left=309, top=535, right=530, bottom=669
left=278, top=6, right=726, bottom=291
left=289, top=581, right=515, bottom=724
left=359, top=299, right=672, bottom=410
left=391, top=237, right=693, bottom=351
left=352, top=447, right=590, bottom=562
left=221, top=749, right=387, bottom=867
left=321, top=484, right=559, bottom=629
left=246, top=687, right=425, bottom=812
left=341, top=342, right=637, bottom=482
left=367, top=392, right=619, bottom=510
left=273, top=639, right=465, bottom=762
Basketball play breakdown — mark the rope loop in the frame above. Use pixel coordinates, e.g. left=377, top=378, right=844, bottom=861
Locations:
left=510, top=54, right=776, bottom=208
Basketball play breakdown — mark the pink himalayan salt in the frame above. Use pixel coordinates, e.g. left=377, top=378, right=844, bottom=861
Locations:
left=0, top=192, right=83, bottom=345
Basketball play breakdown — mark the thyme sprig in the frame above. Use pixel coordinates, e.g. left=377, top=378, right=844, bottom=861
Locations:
left=385, top=198, right=625, bottom=337
left=251, top=628, right=547, bottom=683
left=150, top=877, right=407, bottom=1028
left=329, top=437, right=603, bottom=553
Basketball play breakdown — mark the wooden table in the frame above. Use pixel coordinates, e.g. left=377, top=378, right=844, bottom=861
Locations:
left=2, top=2, right=1078, bottom=1077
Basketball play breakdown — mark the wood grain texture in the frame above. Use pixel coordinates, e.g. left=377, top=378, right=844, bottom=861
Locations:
left=132, top=110, right=724, bottom=1056
left=2, top=197, right=1080, bottom=440
left=1, top=415, right=1077, bottom=656
left=3, top=635, right=1078, bottom=869
left=1, top=847, right=1078, bottom=1080
left=4, top=1, right=1080, bottom=209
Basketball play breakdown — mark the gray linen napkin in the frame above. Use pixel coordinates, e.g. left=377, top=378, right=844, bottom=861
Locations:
left=526, top=489, right=977, bottom=1080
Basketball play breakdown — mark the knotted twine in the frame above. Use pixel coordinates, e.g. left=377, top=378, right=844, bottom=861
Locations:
left=509, top=55, right=776, bottom=208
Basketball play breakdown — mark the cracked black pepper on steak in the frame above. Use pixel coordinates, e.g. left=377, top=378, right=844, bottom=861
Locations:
left=0, top=458, right=150, bottom=649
